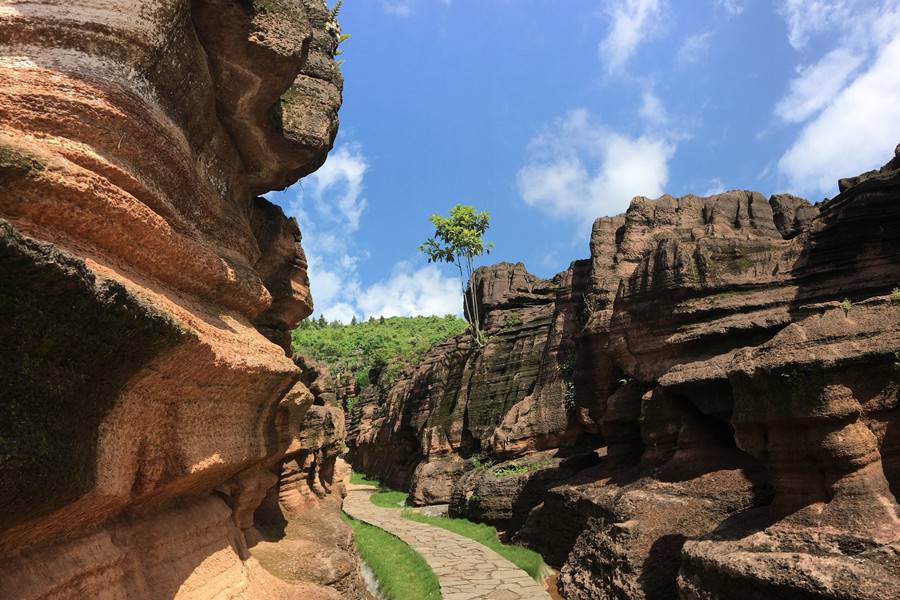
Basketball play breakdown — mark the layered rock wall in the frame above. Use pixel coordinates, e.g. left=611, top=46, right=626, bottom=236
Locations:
left=347, top=261, right=590, bottom=505
left=0, top=1, right=358, bottom=598
left=250, top=358, right=368, bottom=599
left=348, top=147, right=900, bottom=599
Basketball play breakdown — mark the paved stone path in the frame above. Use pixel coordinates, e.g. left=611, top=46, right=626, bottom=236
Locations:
left=343, top=483, right=550, bottom=600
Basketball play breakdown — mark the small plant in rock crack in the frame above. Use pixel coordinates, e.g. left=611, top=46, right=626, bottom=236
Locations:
left=563, top=381, right=576, bottom=413
left=557, top=356, right=577, bottom=414
left=891, top=287, right=900, bottom=304
left=468, top=452, right=495, bottom=469
left=492, top=460, right=553, bottom=478
left=500, top=313, right=523, bottom=332
left=326, top=1, right=351, bottom=60
left=840, top=297, right=853, bottom=316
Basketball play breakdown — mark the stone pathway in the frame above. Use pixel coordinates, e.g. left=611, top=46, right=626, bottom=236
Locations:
left=343, top=483, right=551, bottom=600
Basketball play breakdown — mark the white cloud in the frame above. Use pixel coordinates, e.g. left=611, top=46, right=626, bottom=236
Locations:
left=284, top=142, right=461, bottom=324
left=598, top=0, right=665, bottom=74
left=299, top=143, right=368, bottom=232
left=704, top=178, right=726, bottom=195
left=776, top=0, right=900, bottom=50
left=382, top=1, right=412, bottom=17
left=517, top=109, right=675, bottom=222
left=677, top=31, right=713, bottom=65
left=714, top=0, right=744, bottom=16
left=777, top=0, right=853, bottom=50
left=775, top=47, right=864, bottom=122
left=357, top=262, right=462, bottom=319
left=639, top=90, right=668, bottom=125
left=778, top=32, right=900, bottom=194
left=773, top=1, right=900, bottom=195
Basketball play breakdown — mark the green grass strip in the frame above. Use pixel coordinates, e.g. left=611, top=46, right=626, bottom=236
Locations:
left=340, top=513, right=441, bottom=600
left=369, top=490, right=409, bottom=509
left=349, top=471, right=381, bottom=486
left=403, top=510, right=546, bottom=580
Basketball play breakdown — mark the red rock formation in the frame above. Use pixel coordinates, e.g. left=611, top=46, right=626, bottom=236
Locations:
left=349, top=147, right=900, bottom=599
left=251, top=357, right=367, bottom=598
left=0, top=1, right=361, bottom=598
left=544, top=154, right=899, bottom=599
left=347, top=261, right=588, bottom=505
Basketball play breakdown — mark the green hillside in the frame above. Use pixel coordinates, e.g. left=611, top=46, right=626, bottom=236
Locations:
left=291, top=315, right=468, bottom=391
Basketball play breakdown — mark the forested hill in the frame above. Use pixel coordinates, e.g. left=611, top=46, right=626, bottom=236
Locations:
left=291, top=315, right=468, bottom=389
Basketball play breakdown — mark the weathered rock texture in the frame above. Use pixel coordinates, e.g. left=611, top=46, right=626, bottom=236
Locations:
left=250, top=363, right=368, bottom=599
left=0, top=1, right=360, bottom=598
left=349, top=146, right=900, bottom=599
left=347, top=261, right=590, bottom=506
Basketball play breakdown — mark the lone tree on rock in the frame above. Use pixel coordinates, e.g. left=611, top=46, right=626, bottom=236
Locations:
left=418, top=204, right=493, bottom=346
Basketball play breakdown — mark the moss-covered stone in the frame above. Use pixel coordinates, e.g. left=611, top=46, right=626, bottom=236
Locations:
left=0, top=144, right=43, bottom=185
left=0, top=221, right=186, bottom=529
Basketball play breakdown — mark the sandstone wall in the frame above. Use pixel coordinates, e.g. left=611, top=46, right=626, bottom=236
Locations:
left=346, top=261, right=590, bottom=507
left=543, top=150, right=899, bottom=600
left=0, top=1, right=357, bottom=598
left=348, top=147, right=900, bottom=599
left=250, top=357, right=368, bottom=599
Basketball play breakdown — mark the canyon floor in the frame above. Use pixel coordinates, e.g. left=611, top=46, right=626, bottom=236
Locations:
left=343, top=479, right=550, bottom=600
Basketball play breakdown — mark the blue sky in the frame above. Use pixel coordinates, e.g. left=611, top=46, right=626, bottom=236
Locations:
left=267, top=0, right=900, bottom=322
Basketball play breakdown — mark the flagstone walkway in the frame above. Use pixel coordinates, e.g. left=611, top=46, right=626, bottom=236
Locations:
left=343, top=483, right=551, bottom=600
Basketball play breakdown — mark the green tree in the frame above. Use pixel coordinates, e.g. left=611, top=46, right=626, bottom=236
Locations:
left=418, top=204, right=493, bottom=345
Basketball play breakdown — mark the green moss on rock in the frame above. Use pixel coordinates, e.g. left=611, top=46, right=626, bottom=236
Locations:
left=0, top=144, right=44, bottom=184
left=0, top=221, right=186, bottom=529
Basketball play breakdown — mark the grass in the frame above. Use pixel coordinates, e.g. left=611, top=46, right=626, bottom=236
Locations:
left=350, top=471, right=410, bottom=507
left=492, top=460, right=553, bottom=478
left=350, top=471, right=381, bottom=486
left=370, top=490, right=409, bottom=509
left=403, top=511, right=546, bottom=580
left=340, top=513, right=441, bottom=600
left=891, top=287, right=900, bottom=304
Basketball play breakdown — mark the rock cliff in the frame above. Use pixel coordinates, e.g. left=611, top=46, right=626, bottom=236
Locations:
left=0, top=1, right=362, bottom=598
left=348, top=146, right=900, bottom=599
left=346, top=261, right=589, bottom=507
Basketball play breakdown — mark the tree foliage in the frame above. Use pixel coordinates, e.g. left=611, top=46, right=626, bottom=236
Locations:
left=292, top=314, right=468, bottom=392
left=418, top=204, right=493, bottom=345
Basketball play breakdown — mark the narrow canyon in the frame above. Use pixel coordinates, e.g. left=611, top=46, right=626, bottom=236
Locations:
left=1, top=2, right=898, bottom=600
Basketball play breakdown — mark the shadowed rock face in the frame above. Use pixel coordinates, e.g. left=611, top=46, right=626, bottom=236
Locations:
left=0, top=1, right=356, bottom=598
left=349, top=148, right=899, bottom=599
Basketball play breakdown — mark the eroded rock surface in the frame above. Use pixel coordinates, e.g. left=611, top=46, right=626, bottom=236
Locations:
left=347, top=261, right=589, bottom=504
left=251, top=364, right=368, bottom=599
left=0, top=1, right=357, bottom=598
left=349, top=150, right=900, bottom=599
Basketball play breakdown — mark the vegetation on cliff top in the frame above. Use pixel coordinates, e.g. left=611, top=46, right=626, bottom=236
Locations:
left=292, top=314, right=467, bottom=391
